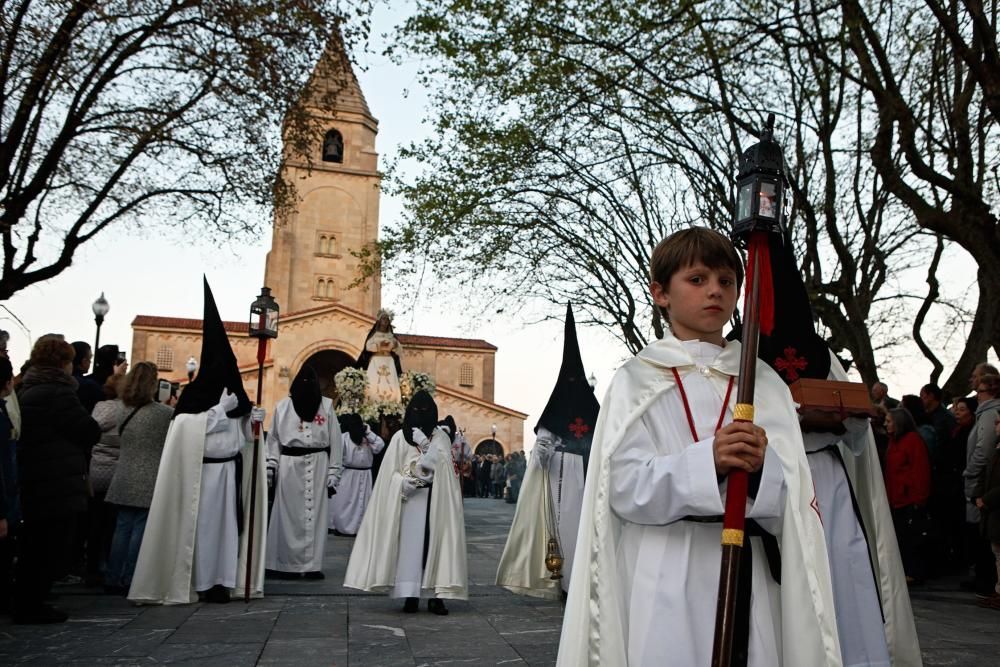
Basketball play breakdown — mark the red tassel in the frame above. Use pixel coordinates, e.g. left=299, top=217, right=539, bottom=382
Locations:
left=743, top=231, right=775, bottom=336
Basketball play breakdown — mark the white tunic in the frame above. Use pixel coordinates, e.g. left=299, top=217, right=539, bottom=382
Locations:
left=329, top=430, right=385, bottom=535
left=194, top=404, right=251, bottom=591
left=609, top=340, right=786, bottom=666
left=264, top=397, right=343, bottom=573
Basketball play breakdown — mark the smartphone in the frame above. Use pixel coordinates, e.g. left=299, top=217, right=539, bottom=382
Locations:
left=157, top=379, right=171, bottom=403
left=170, top=382, right=180, bottom=399
left=116, top=351, right=127, bottom=364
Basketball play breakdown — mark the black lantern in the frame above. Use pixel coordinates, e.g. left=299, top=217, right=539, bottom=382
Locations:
left=92, top=292, right=110, bottom=350
left=733, top=113, right=788, bottom=241
left=248, top=287, right=279, bottom=339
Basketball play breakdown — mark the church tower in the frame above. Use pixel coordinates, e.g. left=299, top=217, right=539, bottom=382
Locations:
left=264, top=31, right=381, bottom=317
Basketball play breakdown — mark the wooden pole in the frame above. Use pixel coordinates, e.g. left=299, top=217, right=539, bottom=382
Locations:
left=244, top=335, right=267, bottom=602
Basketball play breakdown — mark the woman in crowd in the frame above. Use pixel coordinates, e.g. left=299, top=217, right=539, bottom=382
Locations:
left=885, top=407, right=932, bottom=584
left=88, top=376, right=127, bottom=586
left=942, top=396, right=979, bottom=565
left=13, top=337, right=101, bottom=623
left=103, top=362, right=173, bottom=594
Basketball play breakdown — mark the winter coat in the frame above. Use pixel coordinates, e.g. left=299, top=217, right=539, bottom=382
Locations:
left=0, top=400, right=18, bottom=524
left=90, top=399, right=126, bottom=496
left=973, top=444, right=1000, bottom=543
left=965, top=397, right=1000, bottom=522
left=886, top=431, right=932, bottom=508
left=105, top=402, right=173, bottom=508
left=16, top=366, right=101, bottom=521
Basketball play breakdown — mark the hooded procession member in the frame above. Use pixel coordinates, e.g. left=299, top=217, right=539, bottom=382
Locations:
left=496, top=303, right=600, bottom=598
left=328, top=412, right=385, bottom=536
left=556, top=228, right=841, bottom=666
left=264, top=365, right=343, bottom=578
left=755, top=239, right=920, bottom=667
left=128, top=278, right=267, bottom=605
left=344, top=390, right=467, bottom=614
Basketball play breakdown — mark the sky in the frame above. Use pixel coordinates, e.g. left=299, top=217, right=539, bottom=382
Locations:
left=4, top=4, right=995, bottom=448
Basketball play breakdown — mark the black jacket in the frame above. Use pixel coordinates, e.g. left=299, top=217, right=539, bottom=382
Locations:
left=16, top=368, right=101, bottom=521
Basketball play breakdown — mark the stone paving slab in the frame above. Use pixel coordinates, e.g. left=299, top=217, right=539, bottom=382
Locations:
left=0, top=498, right=996, bottom=665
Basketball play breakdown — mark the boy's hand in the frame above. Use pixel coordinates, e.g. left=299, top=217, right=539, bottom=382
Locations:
left=713, top=422, right=767, bottom=476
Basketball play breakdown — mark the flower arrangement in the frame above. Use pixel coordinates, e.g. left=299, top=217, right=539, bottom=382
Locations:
left=359, top=399, right=404, bottom=422
left=400, top=370, right=436, bottom=404
left=334, top=367, right=367, bottom=412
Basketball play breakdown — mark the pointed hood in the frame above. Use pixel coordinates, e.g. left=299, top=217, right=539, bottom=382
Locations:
left=403, top=390, right=438, bottom=448
left=174, top=277, right=252, bottom=418
left=290, top=365, right=322, bottom=423
left=756, top=237, right=830, bottom=385
left=536, top=304, right=601, bottom=444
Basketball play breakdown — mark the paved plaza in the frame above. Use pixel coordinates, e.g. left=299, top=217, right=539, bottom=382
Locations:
left=0, top=498, right=996, bottom=665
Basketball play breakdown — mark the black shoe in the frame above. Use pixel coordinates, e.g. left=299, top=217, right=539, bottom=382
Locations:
left=204, top=585, right=231, bottom=604
left=265, top=569, right=302, bottom=580
left=303, top=571, right=325, bottom=580
left=13, top=604, right=68, bottom=624
left=402, top=597, right=419, bottom=613
left=427, top=598, right=449, bottom=616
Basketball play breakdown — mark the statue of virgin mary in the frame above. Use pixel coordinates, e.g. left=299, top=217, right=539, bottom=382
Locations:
left=356, top=309, right=403, bottom=403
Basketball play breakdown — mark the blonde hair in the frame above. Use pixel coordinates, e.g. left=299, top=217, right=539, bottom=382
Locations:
left=121, top=362, right=159, bottom=408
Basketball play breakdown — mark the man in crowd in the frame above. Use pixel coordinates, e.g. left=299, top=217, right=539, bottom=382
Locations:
left=871, top=381, right=900, bottom=410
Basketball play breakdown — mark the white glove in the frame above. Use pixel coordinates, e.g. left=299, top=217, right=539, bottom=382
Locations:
left=251, top=407, right=266, bottom=424
left=266, top=467, right=275, bottom=488
left=400, top=478, right=419, bottom=500
left=533, top=435, right=554, bottom=468
left=364, top=425, right=377, bottom=444
left=411, top=428, right=430, bottom=453
left=219, top=389, right=239, bottom=413
left=418, top=450, right=436, bottom=474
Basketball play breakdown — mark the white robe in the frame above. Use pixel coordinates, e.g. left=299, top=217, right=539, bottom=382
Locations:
left=264, top=397, right=343, bottom=573
left=495, top=431, right=585, bottom=599
left=128, top=406, right=267, bottom=605
left=557, top=334, right=841, bottom=667
left=344, top=427, right=468, bottom=600
left=329, top=430, right=385, bottom=535
left=809, top=351, right=921, bottom=667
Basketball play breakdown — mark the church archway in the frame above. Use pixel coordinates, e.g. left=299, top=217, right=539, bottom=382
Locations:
left=475, top=438, right=505, bottom=457
left=301, top=349, right=355, bottom=399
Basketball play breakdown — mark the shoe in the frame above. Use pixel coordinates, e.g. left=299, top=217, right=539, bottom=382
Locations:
left=303, top=571, right=325, bottom=580
left=427, top=598, right=449, bottom=616
left=976, top=593, right=1000, bottom=609
left=402, top=597, right=419, bottom=613
left=13, top=604, right=68, bottom=624
left=204, top=585, right=230, bottom=604
left=975, top=589, right=998, bottom=600
left=265, top=569, right=301, bottom=580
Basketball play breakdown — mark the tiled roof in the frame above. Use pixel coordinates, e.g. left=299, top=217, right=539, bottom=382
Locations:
left=131, top=316, right=497, bottom=350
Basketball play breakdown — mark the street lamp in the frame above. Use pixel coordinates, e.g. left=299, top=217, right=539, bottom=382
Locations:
left=243, top=286, right=279, bottom=603
left=92, top=292, right=110, bottom=351
left=186, top=356, right=198, bottom=382
left=588, top=372, right=597, bottom=389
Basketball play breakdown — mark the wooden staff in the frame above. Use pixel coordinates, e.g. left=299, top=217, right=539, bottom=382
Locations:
left=244, top=331, right=267, bottom=602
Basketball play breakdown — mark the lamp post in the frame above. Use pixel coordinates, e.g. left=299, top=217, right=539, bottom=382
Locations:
left=244, top=286, right=279, bottom=603
left=92, top=292, right=110, bottom=351
left=588, top=372, right=597, bottom=389
left=185, top=356, right=198, bottom=382
left=491, top=423, right=497, bottom=455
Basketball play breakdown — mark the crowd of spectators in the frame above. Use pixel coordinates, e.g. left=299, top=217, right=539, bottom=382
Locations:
left=870, top=362, right=1000, bottom=610
left=467, top=452, right=526, bottom=502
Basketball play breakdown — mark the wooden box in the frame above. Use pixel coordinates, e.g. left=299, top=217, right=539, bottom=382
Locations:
left=787, top=378, right=877, bottom=417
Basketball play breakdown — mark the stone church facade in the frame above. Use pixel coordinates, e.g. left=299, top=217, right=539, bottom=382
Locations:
left=129, top=37, right=525, bottom=453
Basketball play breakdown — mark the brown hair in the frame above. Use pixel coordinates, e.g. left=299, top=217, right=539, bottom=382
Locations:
left=978, top=374, right=1000, bottom=398
left=29, top=337, right=75, bottom=369
left=120, top=362, right=159, bottom=408
left=649, top=227, right=744, bottom=320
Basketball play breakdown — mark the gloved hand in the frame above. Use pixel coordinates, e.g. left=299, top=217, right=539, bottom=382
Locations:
left=219, top=389, right=239, bottom=413
left=411, top=428, right=431, bottom=453
left=400, top=478, right=419, bottom=501
left=364, top=425, right=377, bottom=444
left=533, top=434, right=554, bottom=468
left=266, top=467, right=275, bottom=488
left=418, top=450, right=436, bottom=474
left=251, top=407, right=266, bottom=424
left=327, top=472, right=337, bottom=498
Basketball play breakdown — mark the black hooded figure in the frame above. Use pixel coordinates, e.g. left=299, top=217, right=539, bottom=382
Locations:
left=174, top=278, right=252, bottom=419
left=536, top=303, right=601, bottom=470
left=403, top=390, right=438, bottom=448
left=289, top=365, right=322, bottom=424
left=342, top=413, right=367, bottom=445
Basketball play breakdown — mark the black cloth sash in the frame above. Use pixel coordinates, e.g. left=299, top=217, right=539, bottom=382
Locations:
left=344, top=464, right=372, bottom=471
left=279, top=445, right=330, bottom=457
left=421, top=483, right=433, bottom=570
left=679, top=515, right=781, bottom=667
left=203, top=452, right=243, bottom=535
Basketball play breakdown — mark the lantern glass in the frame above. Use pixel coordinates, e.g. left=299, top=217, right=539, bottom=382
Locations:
left=758, top=181, right=777, bottom=218
left=248, top=287, right=279, bottom=339
left=737, top=181, right=753, bottom=222
left=92, top=292, right=110, bottom=317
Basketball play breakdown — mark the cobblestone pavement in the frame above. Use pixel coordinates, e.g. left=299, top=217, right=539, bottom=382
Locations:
left=0, top=498, right=995, bottom=665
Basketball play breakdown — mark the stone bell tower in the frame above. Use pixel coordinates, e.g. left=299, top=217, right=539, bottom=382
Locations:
left=264, top=31, right=381, bottom=317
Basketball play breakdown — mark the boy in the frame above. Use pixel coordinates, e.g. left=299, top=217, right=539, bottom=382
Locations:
left=557, top=228, right=840, bottom=666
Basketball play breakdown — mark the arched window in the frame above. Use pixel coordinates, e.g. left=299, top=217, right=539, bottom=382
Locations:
left=319, top=234, right=329, bottom=254
left=459, top=363, right=474, bottom=387
left=322, top=129, right=344, bottom=163
left=315, top=278, right=325, bottom=297
left=326, top=279, right=335, bottom=298
left=155, top=346, right=174, bottom=371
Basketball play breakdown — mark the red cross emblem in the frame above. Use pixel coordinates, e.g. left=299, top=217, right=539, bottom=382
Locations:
left=568, top=417, right=590, bottom=439
left=313, top=414, right=326, bottom=426
left=775, top=346, right=808, bottom=381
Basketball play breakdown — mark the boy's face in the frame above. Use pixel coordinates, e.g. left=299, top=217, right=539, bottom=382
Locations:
left=651, top=262, right=737, bottom=342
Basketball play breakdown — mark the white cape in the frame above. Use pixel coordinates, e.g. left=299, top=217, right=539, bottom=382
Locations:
left=343, top=427, right=468, bottom=599
left=556, top=336, right=842, bottom=666
left=826, top=353, right=922, bottom=666
left=128, top=412, right=267, bottom=604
